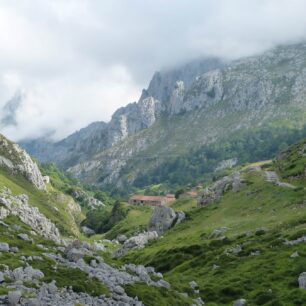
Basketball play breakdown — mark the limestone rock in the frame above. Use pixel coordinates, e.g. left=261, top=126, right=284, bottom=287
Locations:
left=0, top=134, right=46, bottom=190
left=0, top=187, right=61, bottom=243
left=233, top=299, right=247, bottom=306
left=114, top=231, right=158, bottom=257
left=81, top=226, right=95, bottom=236
left=148, top=206, right=186, bottom=235
left=0, top=242, right=9, bottom=251
left=8, top=290, right=22, bottom=306
left=299, top=272, right=306, bottom=289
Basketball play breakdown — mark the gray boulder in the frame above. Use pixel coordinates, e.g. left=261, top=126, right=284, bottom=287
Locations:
left=148, top=206, right=176, bottom=234
left=8, top=290, right=22, bottom=306
left=17, top=233, right=31, bottom=241
left=117, top=234, right=128, bottom=243
left=233, top=299, right=247, bottom=306
left=148, top=206, right=186, bottom=235
left=81, top=226, right=95, bottom=236
left=299, top=272, right=306, bottom=289
left=189, top=280, right=198, bottom=290
left=0, top=242, right=9, bottom=251
left=66, top=248, right=85, bottom=262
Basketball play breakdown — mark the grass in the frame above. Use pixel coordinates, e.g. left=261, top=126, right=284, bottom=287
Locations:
left=0, top=168, right=82, bottom=237
left=113, top=164, right=306, bottom=305
left=104, top=203, right=153, bottom=239
left=124, top=283, right=193, bottom=306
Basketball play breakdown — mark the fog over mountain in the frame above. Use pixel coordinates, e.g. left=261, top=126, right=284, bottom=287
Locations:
left=1, top=0, right=306, bottom=140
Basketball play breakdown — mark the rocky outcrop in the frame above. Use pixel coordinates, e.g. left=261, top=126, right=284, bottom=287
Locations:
left=70, top=189, right=105, bottom=210
left=148, top=206, right=186, bottom=235
left=113, top=231, right=158, bottom=257
left=0, top=187, right=61, bottom=243
left=198, top=172, right=245, bottom=206
left=0, top=134, right=46, bottom=190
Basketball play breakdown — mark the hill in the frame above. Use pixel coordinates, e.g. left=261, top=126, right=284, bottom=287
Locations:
left=92, top=139, right=306, bottom=305
left=22, top=43, right=306, bottom=194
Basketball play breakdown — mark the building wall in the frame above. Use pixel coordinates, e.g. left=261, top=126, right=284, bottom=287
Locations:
left=129, top=199, right=164, bottom=206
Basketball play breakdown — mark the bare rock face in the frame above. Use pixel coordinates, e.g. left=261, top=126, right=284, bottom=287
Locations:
left=0, top=187, right=61, bottom=243
left=148, top=206, right=185, bottom=235
left=198, top=172, right=245, bottom=206
left=0, top=134, right=46, bottom=190
left=148, top=206, right=176, bottom=235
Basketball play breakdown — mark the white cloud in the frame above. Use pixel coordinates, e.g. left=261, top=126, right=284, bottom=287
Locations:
left=0, top=0, right=306, bottom=141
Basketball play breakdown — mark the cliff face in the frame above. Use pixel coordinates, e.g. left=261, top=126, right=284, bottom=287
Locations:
left=21, top=43, right=306, bottom=190
left=0, top=134, right=46, bottom=190
left=22, top=57, right=224, bottom=168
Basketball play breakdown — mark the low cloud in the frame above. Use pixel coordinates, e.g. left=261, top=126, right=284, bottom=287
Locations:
left=1, top=0, right=306, bottom=141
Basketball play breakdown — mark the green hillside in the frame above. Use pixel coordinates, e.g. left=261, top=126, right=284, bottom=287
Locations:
left=97, top=139, right=306, bottom=305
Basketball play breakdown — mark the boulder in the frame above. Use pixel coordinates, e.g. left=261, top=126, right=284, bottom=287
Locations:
left=198, top=172, right=245, bottom=206
left=298, top=272, right=306, bottom=289
left=233, top=299, right=247, bottom=306
left=67, top=248, right=85, bottom=262
left=148, top=206, right=185, bottom=235
left=114, top=231, right=158, bottom=256
left=17, top=233, right=31, bottom=241
left=117, top=234, right=128, bottom=243
left=8, top=291, right=22, bottom=306
left=0, top=242, right=9, bottom=251
left=189, top=280, right=198, bottom=290
left=81, top=226, right=95, bottom=236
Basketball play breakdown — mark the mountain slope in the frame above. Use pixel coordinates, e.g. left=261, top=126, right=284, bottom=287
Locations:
left=22, top=43, right=306, bottom=192
left=102, top=139, right=306, bottom=305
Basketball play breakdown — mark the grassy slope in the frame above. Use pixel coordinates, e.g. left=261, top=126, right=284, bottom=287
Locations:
left=107, top=146, right=306, bottom=305
left=0, top=168, right=83, bottom=237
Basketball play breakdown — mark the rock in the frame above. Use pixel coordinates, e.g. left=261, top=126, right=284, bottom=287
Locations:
left=113, top=231, right=158, bottom=257
left=156, top=279, right=171, bottom=289
left=23, top=266, right=44, bottom=280
left=215, top=158, right=238, bottom=172
left=0, top=242, right=9, bottom=251
left=10, top=246, right=19, bottom=253
left=298, top=272, right=306, bottom=289
left=291, top=251, right=299, bottom=258
left=0, top=272, right=4, bottom=283
left=17, top=233, right=31, bottom=241
left=233, top=299, right=247, bottom=306
left=66, top=248, right=85, bottom=262
left=212, top=264, right=220, bottom=270
left=0, top=134, right=46, bottom=190
left=210, top=227, right=228, bottom=238
left=193, top=297, right=205, bottom=305
left=0, top=207, right=9, bottom=220
left=250, top=251, right=260, bottom=256
left=93, top=242, right=105, bottom=251
left=198, top=172, right=245, bottom=206
left=148, top=206, right=176, bottom=234
left=0, top=188, right=61, bottom=243
left=148, top=206, right=185, bottom=234
left=117, top=234, right=128, bottom=243
left=8, top=290, right=22, bottom=306
left=81, top=226, right=95, bottom=236
left=189, top=280, right=198, bottom=290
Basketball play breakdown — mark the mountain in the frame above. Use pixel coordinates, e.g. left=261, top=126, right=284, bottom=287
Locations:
left=22, top=43, right=306, bottom=192
left=95, top=138, right=306, bottom=305
left=0, top=133, right=195, bottom=305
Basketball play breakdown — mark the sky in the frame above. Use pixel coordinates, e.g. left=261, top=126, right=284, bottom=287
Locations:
left=1, top=0, right=306, bottom=141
